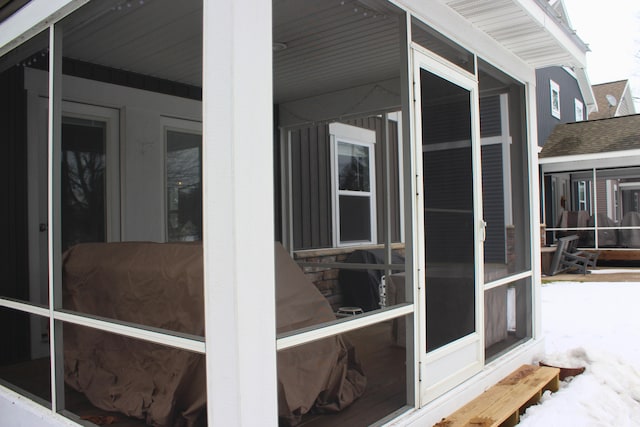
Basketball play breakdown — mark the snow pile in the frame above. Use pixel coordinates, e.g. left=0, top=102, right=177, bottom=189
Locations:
left=518, top=282, right=640, bottom=426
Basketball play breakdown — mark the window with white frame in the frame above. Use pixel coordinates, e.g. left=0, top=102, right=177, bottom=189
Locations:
left=330, top=122, right=376, bottom=246
left=577, top=180, right=589, bottom=212
left=550, top=79, right=560, bottom=119
left=575, top=98, right=584, bottom=121
left=164, top=119, right=202, bottom=242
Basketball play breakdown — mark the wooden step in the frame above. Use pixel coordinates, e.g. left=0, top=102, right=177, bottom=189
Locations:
left=434, top=364, right=560, bottom=427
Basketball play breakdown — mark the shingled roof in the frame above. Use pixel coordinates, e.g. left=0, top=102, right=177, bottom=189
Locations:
left=539, top=114, right=640, bottom=158
left=589, top=80, right=629, bottom=120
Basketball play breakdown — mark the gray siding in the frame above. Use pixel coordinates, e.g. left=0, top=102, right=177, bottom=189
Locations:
left=290, top=126, right=332, bottom=250
left=481, top=144, right=505, bottom=263
left=347, top=117, right=402, bottom=245
left=536, top=66, right=585, bottom=147
left=423, top=148, right=474, bottom=263
left=480, top=95, right=506, bottom=263
left=290, top=117, right=402, bottom=250
left=480, top=95, right=501, bottom=137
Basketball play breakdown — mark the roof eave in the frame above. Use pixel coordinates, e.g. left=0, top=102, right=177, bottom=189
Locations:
left=441, top=0, right=589, bottom=70
left=575, top=67, right=598, bottom=113
left=539, top=148, right=640, bottom=164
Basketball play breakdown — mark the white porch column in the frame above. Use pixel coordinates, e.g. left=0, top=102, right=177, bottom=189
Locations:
left=202, top=0, right=277, bottom=425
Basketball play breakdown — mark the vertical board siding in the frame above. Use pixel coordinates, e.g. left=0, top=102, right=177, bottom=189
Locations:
left=290, top=116, right=402, bottom=250
left=291, top=129, right=304, bottom=249
left=317, top=125, right=331, bottom=248
left=480, top=95, right=506, bottom=263
left=482, top=144, right=506, bottom=263
left=308, top=129, right=320, bottom=246
left=290, top=126, right=332, bottom=250
left=480, top=96, right=501, bottom=138
left=347, top=116, right=402, bottom=244
left=423, top=148, right=474, bottom=263
left=536, top=67, right=585, bottom=147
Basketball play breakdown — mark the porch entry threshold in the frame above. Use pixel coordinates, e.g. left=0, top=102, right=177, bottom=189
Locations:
left=434, top=364, right=559, bottom=427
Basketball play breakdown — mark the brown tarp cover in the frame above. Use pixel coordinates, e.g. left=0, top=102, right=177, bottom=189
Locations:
left=62, top=242, right=365, bottom=426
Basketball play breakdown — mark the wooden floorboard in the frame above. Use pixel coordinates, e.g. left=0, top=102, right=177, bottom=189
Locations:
left=2, top=321, right=407, bottom=427
left=295, top=321, right=407, bottom=427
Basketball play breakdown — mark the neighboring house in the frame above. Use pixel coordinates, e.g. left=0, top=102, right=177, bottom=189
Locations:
left=589, top=79, right=637, bottom=120
left=540, top=114, right=640, bottom=249
left=536, top=65, right=597, bottom=147
left=534, top=1, right=597, bottom=148
left=0, top=1, right=590, bottom=426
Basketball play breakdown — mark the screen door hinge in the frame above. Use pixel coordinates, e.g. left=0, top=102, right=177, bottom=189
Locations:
left=412, top=80, right=417, bottom=103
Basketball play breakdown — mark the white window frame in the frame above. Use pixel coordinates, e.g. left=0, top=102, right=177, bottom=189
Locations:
left=577, top=180, right=589, bottom=211
left=162, top=117, right=202, bottom=242
left=574, top=98, right=584, bottom=121
left=550, top=79, right=560, bottom=119
left=329, top=122, right=377, bottom=247
left=62, top=101, right=122, bottom=243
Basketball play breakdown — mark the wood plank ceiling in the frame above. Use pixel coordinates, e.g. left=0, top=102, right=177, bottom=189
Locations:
left=272, top=0, right=404, bottom=103
left=55, top=0, right=585, bottom=103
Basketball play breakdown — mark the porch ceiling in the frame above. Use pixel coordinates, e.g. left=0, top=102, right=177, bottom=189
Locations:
left=441, top=0, right=589, bottom=69
left=272, top=0, right=404, bottom=104
left=52, top=0, right=588, bottom=105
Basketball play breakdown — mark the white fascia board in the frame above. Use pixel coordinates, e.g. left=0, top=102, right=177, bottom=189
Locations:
left=515, top=0, right=588, bottom=67
left=539, top=150, right=640, bottom=172
left=539, top=149, right=640, bottom=165
left=574, top=67, right=597, bottom=113
left=396, top=0, right=535, bottom=83
left=550, top=0, right=573, bottom=29
left=620, top=82, right=637, bottom=115
left=400, top=0, right=587, bottom=72
left=0, top=0, right=88, bottom=57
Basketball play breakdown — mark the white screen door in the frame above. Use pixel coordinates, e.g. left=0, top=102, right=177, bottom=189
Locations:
left=413, top=49, right=485, bottom=403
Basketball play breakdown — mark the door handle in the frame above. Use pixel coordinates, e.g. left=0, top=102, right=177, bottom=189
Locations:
left=480, top=220, right=487, bottom=242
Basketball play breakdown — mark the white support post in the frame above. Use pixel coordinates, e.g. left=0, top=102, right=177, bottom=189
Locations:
left=202, top=0, right=277, bottom=426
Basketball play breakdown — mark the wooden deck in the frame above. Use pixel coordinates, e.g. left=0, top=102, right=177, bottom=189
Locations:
left=596, top=249, right=640, bottom=262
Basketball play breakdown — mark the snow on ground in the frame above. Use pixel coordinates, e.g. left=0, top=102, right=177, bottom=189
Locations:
left=589, top=269, right=640, bottom=275
left=518, top=281, right=640, bottom=426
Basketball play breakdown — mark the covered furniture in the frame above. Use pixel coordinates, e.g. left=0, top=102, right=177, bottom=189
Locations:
left=620, top=212, right=640, bottom=248
left=63, top=242, right=366, bottom=426
left=587, top=213, right=618, bottom=247
left=556, top=210, right=591, bottom=246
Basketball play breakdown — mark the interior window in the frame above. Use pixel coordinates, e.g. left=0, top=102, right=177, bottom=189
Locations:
left=332, top=123, right=376, bottom=246
left=61, top=117, right=107, bottom=250
left=166, top=130, right=202, bottom=242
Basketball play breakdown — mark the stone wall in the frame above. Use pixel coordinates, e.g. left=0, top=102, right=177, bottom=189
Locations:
left=294, top=250, right=348, bottom=312
left=294, top=244, right=405, bottom=313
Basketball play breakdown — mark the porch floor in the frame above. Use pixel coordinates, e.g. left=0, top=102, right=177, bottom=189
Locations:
left=0, top=321, right=407, bottom=427
left=0, top=319, right=528, bottom=427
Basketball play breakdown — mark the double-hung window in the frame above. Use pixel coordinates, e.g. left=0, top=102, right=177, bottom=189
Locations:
left=330, top=123, right=376, bottom=246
